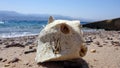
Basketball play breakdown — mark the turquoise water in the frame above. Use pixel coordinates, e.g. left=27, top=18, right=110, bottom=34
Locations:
left=0, top=20, right=96, bottom=38
left=0, top=20, right=47, bottom=38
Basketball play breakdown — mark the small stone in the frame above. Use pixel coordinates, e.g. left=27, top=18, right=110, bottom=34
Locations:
left=104, top=41, right=108, bottom=43
left=94, top=41, right=100, bottom=45
left=5, top=42, right=25, bottom=48
left=2, top=59, right=7, bottom=62
left=91, top=49, right=96, bottom=53
left=0, top=58, right=3, bottom=61
left=24, top=49, right=36, bottom=54
left=28, top=64, right=32, bottom=67
left=8, top=57, right=20, bottom=63
left=29, top=46, right=34, bottom=49
left=98, top=45, right=103, bottom=47
left=111, top=41, right=120, bottom=46
left=107, top=37, right=113, bottom=40
left=4, top=64, right=10, bottom=67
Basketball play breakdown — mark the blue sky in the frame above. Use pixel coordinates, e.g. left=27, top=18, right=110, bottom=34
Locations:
left=0, top=0, right=120, bottom=20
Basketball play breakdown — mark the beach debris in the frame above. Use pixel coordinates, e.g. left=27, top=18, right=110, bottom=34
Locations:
left=4, top=64, right=10, bottom=67
left=8, top=57, right=20, bottom=63
left=24, top=49, right=36, bottom=54
left=29, top=45, right=34, bottom=49
left=107, top=37, right=113, bottom=40
left=0, top=41, right=2, bottom=44
left=85, top=36, right=93, bottom=45
left=25, top=41, right=33, bottom=45
left=111, top=41, right=120, bottom=46
left=35, top=16, right=87, bottom=63
left=94, top=41, right=100, bottom=45
left=2, top=59, right=7, bottom=62
left=90, top=49, right=96, bottom=53
left=94, top=41, right=103, bottom=47
left=28, top=65, right=32, bottom=67
left=5, top=42, right=25, bottom=48
left=0, top=58, right=3, bottom=61
left=98, top=45, right=103, bottom=47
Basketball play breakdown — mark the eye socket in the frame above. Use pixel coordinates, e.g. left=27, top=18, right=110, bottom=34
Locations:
left=60, top=23, right=70, bottom=34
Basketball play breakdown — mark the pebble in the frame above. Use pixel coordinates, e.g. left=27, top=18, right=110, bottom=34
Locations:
left=28, top=65, right=32, bottom=67
left=2, top=59, right=7, bottom=62
left=111, top=41, right=120, bottom=46
left=107, top=37, right=113, bottom=40
left=4, top=64, right=10, bottom=67
left=98, top=45, right=103, bottom=47
left=0, top=58, right=3, bottom=61
left=24, top=49, right=36, bottom=54
left=8, top=57, right=20, bottom=63
left=94, top=41, right=100, bottom=45
left=5, top=42, right=25, bottom=48
left=29, top=46, right=34, bottom=49
left=91, top=49, right=96, bottom=53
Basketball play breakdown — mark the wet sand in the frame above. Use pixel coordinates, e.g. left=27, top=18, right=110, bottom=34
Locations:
left=0, top=31, right=120, bottom=68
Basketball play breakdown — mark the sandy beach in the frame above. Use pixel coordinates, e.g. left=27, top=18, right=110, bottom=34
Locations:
left=0, top=31, right=120, bottom=68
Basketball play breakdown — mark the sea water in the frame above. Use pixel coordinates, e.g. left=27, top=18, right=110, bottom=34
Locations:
left=0, top=20, right=102, bottom=38
left=0, top=20, right=47, bottom=38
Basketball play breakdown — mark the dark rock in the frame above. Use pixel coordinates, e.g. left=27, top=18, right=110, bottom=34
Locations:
left=111, top=41, right=120, bottom=46
left=98, top=45, right=103, bottom=47
left=2, top=59, right=7, bottom=62
left=25, top=40, right=33, bottom=45
left=94, top=41, right=100, bottom=45
left=24, top=49, right=36, bottom=54
left=83, top=18, right=120, bottom=30
left=29, top=45, right=34, bottom=49
left=107, top=37, right=113, bottom=40
left=103, top=41, right=108, bottom=43
left=28, top=65, right=32, bottom=67
left=85, top=36, right=93, bottom=43
left=8, top=57, right=20, bottom=63
left=0, top=58, right=3, bottom=61
left=5, top=42, right=25, bottom=48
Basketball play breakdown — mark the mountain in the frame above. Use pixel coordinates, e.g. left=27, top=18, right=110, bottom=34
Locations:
left=0, top=11, right=74, bottom=21
left=0, top=10, right=90, bottom=23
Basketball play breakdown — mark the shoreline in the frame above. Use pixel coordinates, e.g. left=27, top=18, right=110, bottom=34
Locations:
left=0, top=28, right=104, bottom=38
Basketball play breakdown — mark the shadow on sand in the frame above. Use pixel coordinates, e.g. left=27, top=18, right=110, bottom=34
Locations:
left=37, top=58, right=89, bottom=68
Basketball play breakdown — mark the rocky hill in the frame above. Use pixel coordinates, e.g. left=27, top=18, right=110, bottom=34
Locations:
left=83, top=18, right=120, bottom=30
